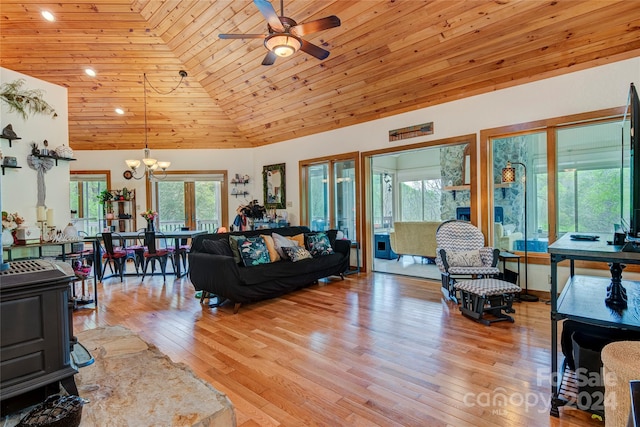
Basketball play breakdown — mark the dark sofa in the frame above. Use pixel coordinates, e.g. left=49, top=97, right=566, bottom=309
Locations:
left=188, top=226, right=350, bottom=313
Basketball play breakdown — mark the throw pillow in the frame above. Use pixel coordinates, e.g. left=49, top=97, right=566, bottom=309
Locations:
left=272, top=232, right=299, bottom=259
left=228, top=235, right=246, bottom=265
left=282, top=246, right=313, bottom=262
left=201, top=239, right=233, bottom=257
left=237, top=236, right=271, bottom=267
left=305, top=232, right=334, bottom=257
left=261, top=234, right=281, bottom=262
left=289, top=233, right=305, bottom=248
left=446, top=249, right=483, bottom=267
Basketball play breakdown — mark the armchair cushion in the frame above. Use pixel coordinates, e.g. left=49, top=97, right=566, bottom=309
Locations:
left=446, top=249, right=483, bottom=267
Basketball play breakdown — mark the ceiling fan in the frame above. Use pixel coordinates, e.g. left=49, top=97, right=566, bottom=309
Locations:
left=218, top=0, right=341, bottom=65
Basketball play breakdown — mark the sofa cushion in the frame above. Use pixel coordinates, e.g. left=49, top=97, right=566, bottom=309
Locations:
left=272, top=232, right=300, bottom=259
left=446, top=249, right=483, bottom=267
left=261, top=234, right=281, bottom=262
left=238, top=236, right=271, bottom=267
left=282, top=246, right=313, bottom=262
left=305, top=232, right=334, bottom=257
left=229, top=235, right=246, bottom=264
left=236, top=252, right=345, bottom=286
left=201, top=239, right=233, bottom=257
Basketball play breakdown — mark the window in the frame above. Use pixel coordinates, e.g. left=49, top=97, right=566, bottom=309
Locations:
left=484, top=108, right=628, bottom=254
left=399, top=179, right=442, bottom=221
left=556, top=121, right=629, bottom=234
left=372, top=171, right=394, bottom=231
left=69, top=171, right=110, bottom=235
left=151, top=172, right=226, bottom=232
left=301, top=153, right=359, bottom=241
left=491, top=132, right=548, bottom=252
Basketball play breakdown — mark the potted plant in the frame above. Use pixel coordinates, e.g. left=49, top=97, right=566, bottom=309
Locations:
left=97, top=190, right=114, bottom=220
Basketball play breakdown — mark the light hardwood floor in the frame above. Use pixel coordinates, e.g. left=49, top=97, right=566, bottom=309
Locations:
left=72, top=271, right=601, bottom=427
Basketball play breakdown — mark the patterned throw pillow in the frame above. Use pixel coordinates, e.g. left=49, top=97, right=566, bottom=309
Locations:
left=446, top=249, right=483, bottom=267
left=272, top=232, right=299, bottom=259
left=305, top=232, right=334, bottom=257
left=282, top=246, right=313, bottom=262
left=237, top=236, right=271, bottom=267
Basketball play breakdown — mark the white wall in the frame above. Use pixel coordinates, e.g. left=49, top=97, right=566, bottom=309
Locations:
left=3, top=57, right=640, bottom=290
left=1, top=68, right=70, bottom=230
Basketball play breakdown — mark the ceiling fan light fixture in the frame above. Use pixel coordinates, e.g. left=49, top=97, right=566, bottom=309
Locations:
left=265, top=34, right=301, bottom=57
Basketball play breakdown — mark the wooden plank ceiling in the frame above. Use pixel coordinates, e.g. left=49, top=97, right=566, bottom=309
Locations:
left=1, top=0, right=639, bottom=150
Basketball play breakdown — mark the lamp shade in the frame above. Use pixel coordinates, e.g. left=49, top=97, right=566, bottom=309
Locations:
left=126, top=159, right=141, bottom=169
left=265, top=34, right=301, bottom=57
left=502, top=162, right=516, bottom=183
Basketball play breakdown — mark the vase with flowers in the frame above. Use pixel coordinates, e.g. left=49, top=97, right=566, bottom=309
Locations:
left=2, top=211, right=24, bottom=245
left=141, top=209, right=158, bottom=231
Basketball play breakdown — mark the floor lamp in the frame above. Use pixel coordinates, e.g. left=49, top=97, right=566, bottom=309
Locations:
left=502, top=161, right=539, bottom=302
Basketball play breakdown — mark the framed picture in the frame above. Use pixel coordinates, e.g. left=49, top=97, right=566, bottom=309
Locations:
left=263, top=163, right=286, bottom=209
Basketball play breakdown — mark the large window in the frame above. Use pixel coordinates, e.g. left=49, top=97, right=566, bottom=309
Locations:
left=301, top=153, right=359, bottom=241
left=152, top=172, right=226, bottom=232
left=556, top=122, right=629, bottom=234
left=485, top=109, right=628, bottom=254
left=399, top=179, right=442, bottom=221
left=69, top=171, right=110, bottom=235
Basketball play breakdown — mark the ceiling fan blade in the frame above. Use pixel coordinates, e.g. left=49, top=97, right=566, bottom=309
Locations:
left=219, top=34, right=267, bottom=39
left=299, top=39, right=330, bottom=60
left=262, top=51, right=278, bottom=66
left=291, top=16, right=341, bottom=37
left=254, top=0, right=285, bottom=33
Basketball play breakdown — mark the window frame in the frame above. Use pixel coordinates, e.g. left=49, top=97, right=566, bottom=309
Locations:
left=299, top=152, right=360, bottom=240
left=479, top=106, right=626, bottom=264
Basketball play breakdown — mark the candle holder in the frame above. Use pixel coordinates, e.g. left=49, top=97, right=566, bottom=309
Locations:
left=37, top=220, right=47, bottom=242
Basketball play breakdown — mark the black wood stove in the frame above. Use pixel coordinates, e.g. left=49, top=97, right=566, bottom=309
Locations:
left=0, top=259, right=78, bottom=415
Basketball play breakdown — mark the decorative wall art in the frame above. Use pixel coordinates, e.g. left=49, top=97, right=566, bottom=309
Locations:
left=389, top=122, right=433, bottom=142
left=263, top=163, right=286, bottom=209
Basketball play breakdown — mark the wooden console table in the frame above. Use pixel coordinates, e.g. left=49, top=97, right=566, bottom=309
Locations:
left=548, top=234, right=640, bottom=417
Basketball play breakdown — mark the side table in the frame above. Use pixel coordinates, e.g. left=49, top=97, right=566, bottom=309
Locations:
left=499, top=251, right=520, bottom=288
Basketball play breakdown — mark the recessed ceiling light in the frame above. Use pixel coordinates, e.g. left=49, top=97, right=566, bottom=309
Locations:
left=41, top=11, right=55, bottom=22
left=115, top=108, right=125, bottom=115
left=85, top=68, right=96, bottom=77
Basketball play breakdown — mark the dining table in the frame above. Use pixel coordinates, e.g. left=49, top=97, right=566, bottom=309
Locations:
left=89, top=229, right=207, bottom=281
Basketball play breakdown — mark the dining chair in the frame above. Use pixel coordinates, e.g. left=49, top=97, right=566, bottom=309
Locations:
left=140, top=231, right=175, bottom=281
left=98, top=232, right=127, bottom=282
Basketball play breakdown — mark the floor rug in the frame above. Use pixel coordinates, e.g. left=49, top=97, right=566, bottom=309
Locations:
left=2, top=325, right=236, bottom=427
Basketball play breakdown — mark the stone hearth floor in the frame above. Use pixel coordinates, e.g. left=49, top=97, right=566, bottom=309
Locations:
left=3, top=325, right=236, bottom=427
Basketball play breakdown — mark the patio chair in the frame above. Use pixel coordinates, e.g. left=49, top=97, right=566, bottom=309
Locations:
left=435, top=220, right=500, bottom=302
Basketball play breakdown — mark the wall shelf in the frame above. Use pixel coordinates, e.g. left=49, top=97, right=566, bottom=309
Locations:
left=34, top=154, right=76, bottom=166
left=1, top=165, right=22, bottom=175
left=0, top=135, right=21, bottom=147
left=443, top=185, right=469, bottom=200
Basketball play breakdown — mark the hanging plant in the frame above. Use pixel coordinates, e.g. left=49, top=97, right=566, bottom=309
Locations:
left=0, top=79, right=57, bottom=120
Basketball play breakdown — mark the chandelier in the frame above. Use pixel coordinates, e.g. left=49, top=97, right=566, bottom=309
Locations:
left=124, top=71, right=187, bottom=180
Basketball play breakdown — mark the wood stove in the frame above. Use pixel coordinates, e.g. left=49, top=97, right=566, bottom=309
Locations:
left=0, top=259, right=78, bottom=414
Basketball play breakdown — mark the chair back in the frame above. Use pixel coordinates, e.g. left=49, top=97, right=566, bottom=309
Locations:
left=100, top=232, right=122, bottom=255
left=435, top=220, right=486, bottom=252
left=143, top=231, right=169, bottom=254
